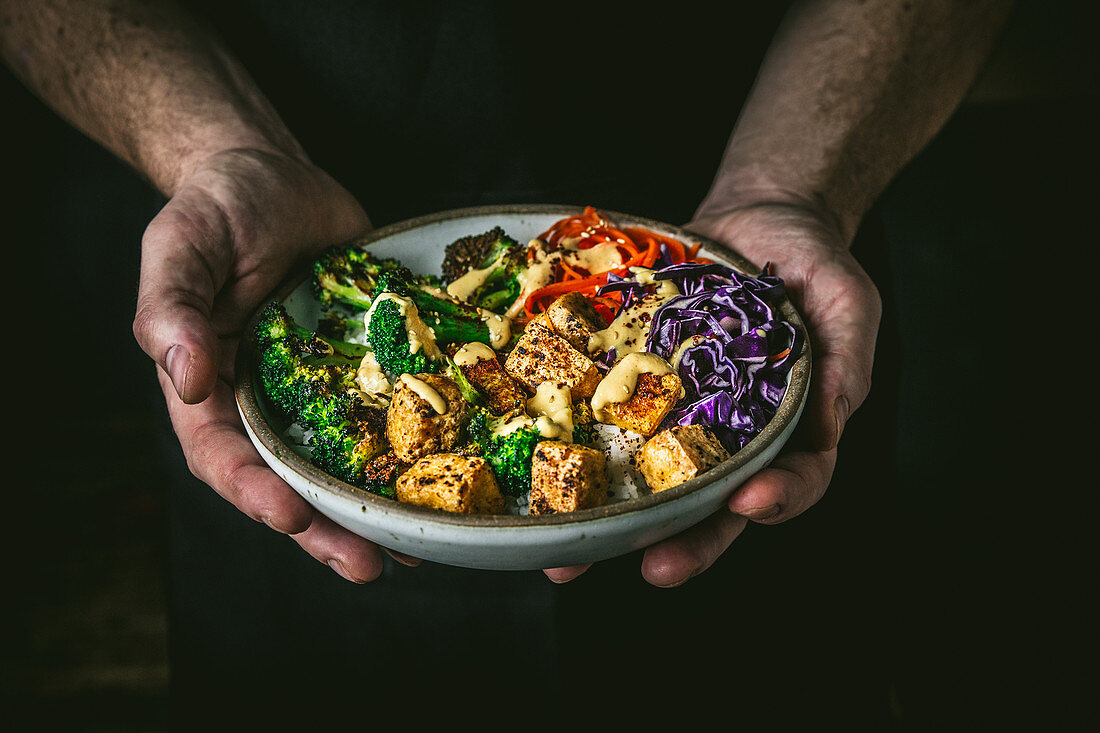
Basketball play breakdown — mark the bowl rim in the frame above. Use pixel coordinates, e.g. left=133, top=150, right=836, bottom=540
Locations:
left=234, top=203, right=812, bottom=529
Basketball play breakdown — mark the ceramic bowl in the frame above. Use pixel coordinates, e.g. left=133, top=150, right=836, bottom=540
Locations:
left=235, top=204, right=811, bottom=571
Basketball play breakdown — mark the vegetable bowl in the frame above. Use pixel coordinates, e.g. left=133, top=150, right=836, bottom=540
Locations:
left=234, top=204, right=811, bottom=571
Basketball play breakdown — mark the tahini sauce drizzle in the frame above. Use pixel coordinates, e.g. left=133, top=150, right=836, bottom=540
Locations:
left=526, top=381, right=574, bottom=442
left=453, top=341, right=497, bottom=367
left=421, top=284, right=512, bottom=350
left=590, top=352, right=679, bottom=423
left=587, top=268, right=681, bottom=359
left=399, top=373, right=448, bottom=414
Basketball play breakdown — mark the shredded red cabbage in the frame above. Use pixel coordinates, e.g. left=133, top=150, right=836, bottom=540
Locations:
left=597, top=259, right=802, bottom=453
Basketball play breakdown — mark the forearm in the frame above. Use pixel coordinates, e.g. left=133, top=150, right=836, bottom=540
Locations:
left=696, top=0, right=1012, bottom=244
left=0, top=0, right=304, bottom=195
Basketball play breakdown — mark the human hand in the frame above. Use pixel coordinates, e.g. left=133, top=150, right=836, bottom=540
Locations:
left=132, top=147, right=408, bottom=582
left=543, top=203, right=881, bottom=586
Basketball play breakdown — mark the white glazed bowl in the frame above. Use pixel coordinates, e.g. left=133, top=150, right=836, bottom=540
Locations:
left=235, top=205, right=811, bottom=571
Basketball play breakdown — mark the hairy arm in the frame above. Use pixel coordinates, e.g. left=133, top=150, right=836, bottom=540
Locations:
left=552, top=0, right=1014, bottom=586
left=1, top=0, right=383, bottom=581
left=0, top=0, right=304, bottom=195
left=697, top=0, right=1013, bottom=241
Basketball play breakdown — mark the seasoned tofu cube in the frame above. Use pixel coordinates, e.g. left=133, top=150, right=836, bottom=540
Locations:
left=544, top=292, right=608, bottom=353
left=528, top=441, right=610, bottom=515
left=598, top=371, right=684, bottom=436
left=457, top=352, right=527, bottom=416
left=634, top=425, right=730, bottom=492
left=386, top=373, right=469, bottom=463
left=395, top=453, right=505, bottom=514
left=504, top=321, right=602, bottom=400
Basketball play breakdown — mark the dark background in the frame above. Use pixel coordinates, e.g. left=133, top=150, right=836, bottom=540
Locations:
left=2, top=1, right=1096, bottom=730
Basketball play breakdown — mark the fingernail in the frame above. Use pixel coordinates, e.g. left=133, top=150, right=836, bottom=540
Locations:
left=327, top=558, right=365, bottom=584
left=166, top=344, right=192, bottom=399
left=740, top=503, right=780, bottom=520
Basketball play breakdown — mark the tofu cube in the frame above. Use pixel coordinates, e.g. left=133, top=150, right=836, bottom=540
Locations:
left=598, top=371, right=684, bottom=436
left=634, top=425, right=730, bottom=492
left=504, top=321, right=602, bottom=400
left=386, top=373, right=469, bottom=463
left=544, top=292, right=608, bottom=353
left=458, top=353, right=527, bottom=416
left=395, top=453, right=505, bottom=514
left=528, top=441, right=610, bottom=515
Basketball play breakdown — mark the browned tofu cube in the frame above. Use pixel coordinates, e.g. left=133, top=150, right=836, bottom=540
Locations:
left=528, top=441, right=610, bottom=515
left=504, top=322, right=602, bottom=400
left=457, top=352, right=527, bottom=416
left=634, top=425, right=730, bottom=492
left=386, top=373, right=469, bottom=463
left=598, top=371, right=684, bottom=436
left=543, top=292, right=608, bottom=353
left=395, top=453, right=505, bottom=514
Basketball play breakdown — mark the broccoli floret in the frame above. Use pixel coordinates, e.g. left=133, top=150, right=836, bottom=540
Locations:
left=253, top=301, right=366, bottom=420
left=441, top=228, right=527, bottom=313
left=366, top=267, right=504, bottom=372
left=303, top=391, right=391, bottom=494
left=465, top=408, right=542, bottom=497
left=312, top=244, right=403, bottom=310
left=364, top=296, right=439, bottom=379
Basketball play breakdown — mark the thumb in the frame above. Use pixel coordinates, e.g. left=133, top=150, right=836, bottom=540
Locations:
left=132, top=197, right=225, bottom=404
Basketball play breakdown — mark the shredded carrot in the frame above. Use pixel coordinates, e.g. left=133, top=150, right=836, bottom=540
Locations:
left=528, top=206, right=711, bottom=318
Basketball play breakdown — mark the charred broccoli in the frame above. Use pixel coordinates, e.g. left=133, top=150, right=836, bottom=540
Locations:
left=464, top=407, right=542, bottom=497
left=311, top=244, right=402, bottom=310
left=441, top=227, right=528, bottom=313
left=302, top=391, right=391, bottom=494
left=253, top=302, right=398, bottom=494
left=253, top=301, right=366, bottom=420
left=363, top=267, right=507, bottom=379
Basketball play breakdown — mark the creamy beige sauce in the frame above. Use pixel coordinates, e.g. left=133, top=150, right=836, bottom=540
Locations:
left=586, top=279, right=681, bottom=359
left=562, top=240, right=623, bottom=273
left=481, top=311, right=512, bottom=350
left=527, top=381, right=574, bottom=442
left=399, top=373, right=447, bottom=414
left=420, top=284, right=512, bottom=350
left=591, top=352, right=678, bottom=422
left=453, top=341, right=497, bottom=367
left=445, top=251, right=506, bottom=302
left=504, top=242, right=558, bottom=319
left=669, top=335, right=706, bottom=369
left=492, top=414, right=536, bottom=436
left=364, top=292, right=443, bottom=363
left=355, top=349, right=393, bottom=401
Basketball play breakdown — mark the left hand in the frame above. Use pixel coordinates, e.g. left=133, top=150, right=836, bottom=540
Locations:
left=543, top=203, right=881, bottom=586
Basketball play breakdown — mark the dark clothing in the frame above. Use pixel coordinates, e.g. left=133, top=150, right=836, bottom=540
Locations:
left=7, top=1, right=1093, bottom=729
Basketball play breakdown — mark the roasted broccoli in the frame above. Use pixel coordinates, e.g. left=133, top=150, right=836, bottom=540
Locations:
left=464, top=407, right=542, bottom=497
left=312, top=243, right=403, bottom=310
left=363, top=267, right=506, bottom=379
left=441, top=227, right=528, bottom=312
left=302, top=391, right=391, bottom=494
left=364, top=295, right=439, bottom=379
left=253, top=301, right=366, bottom=420
left=254, top=302, right=400, bottom=495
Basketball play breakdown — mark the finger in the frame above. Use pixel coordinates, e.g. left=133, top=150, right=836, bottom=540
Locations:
left=290, top=512, right=386, bottom=583
left=728, top=447, right=837, bottom=524
left=134, top=194, right=229, bottom=404
left=640, top=510, right=749, bottom=588
left=543, top=563, right=593, bottom=584
left=159, top=370, right=314, bottom=534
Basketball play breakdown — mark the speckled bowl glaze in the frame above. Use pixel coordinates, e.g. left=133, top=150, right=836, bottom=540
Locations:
left=235, top=205, right=811, bottom=571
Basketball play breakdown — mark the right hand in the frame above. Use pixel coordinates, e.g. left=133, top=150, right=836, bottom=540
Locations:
left=132, top=147, right=402, bottom=582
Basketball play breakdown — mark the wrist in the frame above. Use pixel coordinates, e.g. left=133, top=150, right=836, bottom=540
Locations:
left=694, top=168, right=856, bottom=249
